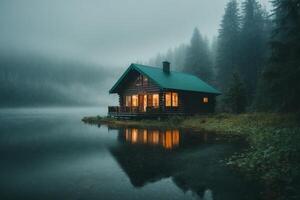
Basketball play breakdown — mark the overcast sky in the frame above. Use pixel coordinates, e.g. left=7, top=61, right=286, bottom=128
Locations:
left=0, top=0, right=271, bottom=68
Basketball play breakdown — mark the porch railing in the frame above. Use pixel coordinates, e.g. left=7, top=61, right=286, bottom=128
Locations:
left=108, top=106, right=161, bottom=114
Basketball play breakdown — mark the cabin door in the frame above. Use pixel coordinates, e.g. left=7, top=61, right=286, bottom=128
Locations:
left=139, top=94, right=147, bottom=112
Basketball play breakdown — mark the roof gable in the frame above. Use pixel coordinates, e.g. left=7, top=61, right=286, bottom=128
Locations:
left=109, top=63, right=221, bottom=94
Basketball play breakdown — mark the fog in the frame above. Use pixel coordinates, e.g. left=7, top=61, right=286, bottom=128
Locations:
left=0, top=0, right=271, bottom=107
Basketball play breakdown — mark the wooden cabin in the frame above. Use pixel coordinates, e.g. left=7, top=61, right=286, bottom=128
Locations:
left=108, top=61, right=221, bottom=118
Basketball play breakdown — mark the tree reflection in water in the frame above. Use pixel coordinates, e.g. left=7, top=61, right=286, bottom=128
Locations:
left=108, top=126, right=260, bottom=200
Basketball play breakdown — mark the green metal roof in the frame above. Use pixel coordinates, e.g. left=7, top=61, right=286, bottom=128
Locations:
left=109, top=63, right=221, bottom=94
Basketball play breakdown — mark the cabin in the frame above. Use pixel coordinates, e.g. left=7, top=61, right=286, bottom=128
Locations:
left=108, top=61, right=221, bottom=118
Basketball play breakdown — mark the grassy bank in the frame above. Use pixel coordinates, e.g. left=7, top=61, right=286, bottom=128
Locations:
left=82, top=113, right=300, bottom=198
left=82, top=113, right=298, bottom=134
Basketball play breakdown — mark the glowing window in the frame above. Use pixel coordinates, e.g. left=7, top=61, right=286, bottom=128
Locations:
left=132, top=95, right=138, bottom=106
left=153, top=94, right=159, bottom=107
left=172, top=92, right=178, bottom=107
left=165, top=92, right=171, bottom=107
left=125, top=96, right=131, bottom=106
left=203, top=97, right=208, bottom=103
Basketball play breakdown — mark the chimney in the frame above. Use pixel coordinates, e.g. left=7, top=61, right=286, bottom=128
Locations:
left=163, top=61, right=170, bottom=73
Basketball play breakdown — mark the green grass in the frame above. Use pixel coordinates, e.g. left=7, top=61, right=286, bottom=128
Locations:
left=83, top=113, right=298, bottom=133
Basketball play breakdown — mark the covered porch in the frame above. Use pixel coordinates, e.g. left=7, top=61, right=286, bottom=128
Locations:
left=108, top=105, right=181, bottom=118
left=108, top=91, right=181, bottom=118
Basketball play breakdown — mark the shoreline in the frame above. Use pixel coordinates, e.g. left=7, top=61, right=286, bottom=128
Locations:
left=82, top=112, right=297, bottom=135
left=82, top=113, right=300, bottom=198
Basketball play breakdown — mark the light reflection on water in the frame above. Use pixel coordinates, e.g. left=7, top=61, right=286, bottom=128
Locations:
left=0, top=108, right=261, bottom=200
left=124, top=128, right=180, bottom=149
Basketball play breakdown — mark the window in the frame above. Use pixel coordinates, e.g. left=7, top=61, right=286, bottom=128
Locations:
left=125, top=96, right=131, bottom=106
left=143, top=95, right=147, bottom=112
left=165, top=92, right=178, bottom=107
left=165, top=92, right=171, bottom=107
left=152, top=94, right=159, bottom=107
left=136, top=75, right=142, bottom=86
left=172, top=92, right=178, bottom=107
left=143, top=76, right=148, bottom=86
left=132, top=95, right=138, bottom=106
left=203, top=97, right=208, bottom=103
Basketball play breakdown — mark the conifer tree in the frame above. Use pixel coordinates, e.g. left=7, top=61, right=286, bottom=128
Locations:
left=224, top=72, right=247, bottom=113
left=239, top=0, right=269, bottom=101
left=257, top=0, right=300, bottom=112
left=184, top=28, right=213, bottom=83
left=216, top=0, right=241, bottom=91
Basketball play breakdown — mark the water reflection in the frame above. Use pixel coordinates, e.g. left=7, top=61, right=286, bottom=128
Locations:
left=0, top=109, right=262, bottom=200
left=108, top=126, right=260, bottom=200
left=124, top=128, right=180, bottom=149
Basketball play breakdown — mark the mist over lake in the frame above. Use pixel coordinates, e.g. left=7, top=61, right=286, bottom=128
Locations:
left=1, top=0, right=299, bottom=199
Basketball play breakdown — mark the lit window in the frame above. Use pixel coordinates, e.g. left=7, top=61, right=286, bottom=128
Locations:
left=132, top=95, right=138, bottom=106
left=203, top=97, right=208, bottom=103
left=172, top=92, right=178, bottom=107
left=153, top=94, right=159, bottom=107
left=143, top=95, right=147, bottom=111
left=165, top=92, right=171, bottom=107
left=125, top=96, right=131, bottom=106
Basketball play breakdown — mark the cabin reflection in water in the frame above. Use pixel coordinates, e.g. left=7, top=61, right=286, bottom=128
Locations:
left=124, top=128, right=180, bottom=149
left=108, top=127, right=259, bottom=200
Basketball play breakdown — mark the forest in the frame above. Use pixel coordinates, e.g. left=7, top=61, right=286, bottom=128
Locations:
left=149, top=0, right=300, bottom=114
left=147, top=1, right=300, bottom=198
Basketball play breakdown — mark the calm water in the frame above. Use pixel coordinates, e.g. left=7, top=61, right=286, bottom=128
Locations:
left=0, top=108, right=260, bottom=200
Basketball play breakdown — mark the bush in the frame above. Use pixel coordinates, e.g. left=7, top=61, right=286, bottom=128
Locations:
left=227, top=128, right=300, bottom=198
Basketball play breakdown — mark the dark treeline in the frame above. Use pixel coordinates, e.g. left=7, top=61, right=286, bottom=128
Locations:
left=149, top=0, right=300, bottom=113
left=0, top=53, right=114, bottom=107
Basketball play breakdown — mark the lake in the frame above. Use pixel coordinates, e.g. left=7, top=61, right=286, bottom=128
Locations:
left=0, top=108, right=261, bottom=200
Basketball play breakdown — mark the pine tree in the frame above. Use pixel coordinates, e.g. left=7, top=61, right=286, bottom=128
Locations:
left=172, top=44, right=188, bottom=71
left=224, top=72, right=247, bottom=113
left=184, top=28, right=213, bottom=83
left=216, top=0, right=241, bottom=91
left=239, top=0, right=270, bottom=101
left=257, top=0, right=300, bottom=112
left=148, top=44, right=187, bottom=72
